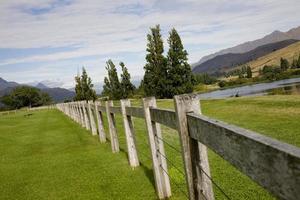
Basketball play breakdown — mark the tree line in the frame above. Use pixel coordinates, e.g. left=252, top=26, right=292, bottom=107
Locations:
left=100, top=25, right=193, bottom=99
left=1, top=86, right=51, bottom=109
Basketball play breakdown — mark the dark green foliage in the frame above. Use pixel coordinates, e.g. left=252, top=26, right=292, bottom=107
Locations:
left=1, top=86, right=51, bottom=109
left=143, top=25, right=168, bottom=98
left=102, top=60, right=135, bottom=100
left=74, top=75, right=83, bottom=100
left=193, top=73, right=217, bottom=85
left=246, top=66, right=252, bottom=78
left=120, top=62, right=135, bottom=98
left=297, top=54, right=300, bottom=68
left=74, top=68, right=97, bottom=101
left=259, top=65, right=290, bottom=81
left=226, top=65, right=252, bottom=78
left=218, top=80, right=226, bottom=88
left=142, top=25, right=194, bottom=98
left=291, top=58, right=298, bottom=69
left=166, top=28, right=193, bottom=97
left=102, top=60, right=122, bottom=100
left=280, top=57, right=289, bottom=71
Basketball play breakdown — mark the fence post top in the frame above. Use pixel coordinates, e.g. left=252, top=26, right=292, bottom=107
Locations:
left=142, top=96, right=156, bottom=101
left=174, top=93, right=200, bottom=101
left=120, top=99, right=130, bottom=103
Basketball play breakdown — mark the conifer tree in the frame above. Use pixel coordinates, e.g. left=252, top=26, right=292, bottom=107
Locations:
left=246, top=66, right=252, bottom=78
left=102, top=60, right=122, bottom=100
left=280, top=57, right=289, bottom=71
left=143, top=25, right=168, bottom=98
left=74, top=68, right=96, bottom=101
left=291, top=58, right=298, bottom=69
left=80, top=68, right=97, bottom=101
left=120, top=62, right=135, bottom=98
left=297, top=54, right=300, bottom=68
left=74, top=75, right=83, bottom=100
left=166, top=28, right=193, bottom=96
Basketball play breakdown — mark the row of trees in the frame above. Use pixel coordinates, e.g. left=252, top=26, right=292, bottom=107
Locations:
left=226, top=65, right=252, bottom=78
left=100, top=25, right=194, bottom=99
left=102, top=60, right=135, bottom=100
left=143, top=25, right=193, bottom=98
left=1, top=86, right=51, bottom=109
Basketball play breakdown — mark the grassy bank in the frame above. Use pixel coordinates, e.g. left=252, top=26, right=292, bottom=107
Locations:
left=1, top=95, right=300, bottom=199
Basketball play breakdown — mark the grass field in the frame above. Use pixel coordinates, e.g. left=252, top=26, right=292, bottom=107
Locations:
left=1, top=95, right=300, bottom=199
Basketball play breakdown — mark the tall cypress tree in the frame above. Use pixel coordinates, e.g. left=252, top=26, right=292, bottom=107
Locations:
left=120, top=62, right=135, bottom=98
left=143, top=25, right=168, bottom=98
left=166, top=28, right=193, bottom=97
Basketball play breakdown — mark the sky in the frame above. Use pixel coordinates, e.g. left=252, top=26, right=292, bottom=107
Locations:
left=0, top=0, right=300, bottom=89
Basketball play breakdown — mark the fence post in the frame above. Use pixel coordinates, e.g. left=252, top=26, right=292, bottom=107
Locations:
left=82, top=101, right=91, bottom=130
left=174, top=94, right=214, bottom=200
left=142, top=97, right=171, bottom=199
left=120, top=99, right=139, bottom=168
left=77, top=101, right=85, bottom=127
left=88, top=100, right=97, bottom=136
left=94, top=101, right=106, bottom=143
left=105, top=100, right=119, bottom=153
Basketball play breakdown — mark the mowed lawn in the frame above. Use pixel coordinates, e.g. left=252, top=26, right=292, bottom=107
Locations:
left=1, top=95, right=300, bottom=199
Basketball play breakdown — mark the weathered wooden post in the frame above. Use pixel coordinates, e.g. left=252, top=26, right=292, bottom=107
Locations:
left=142, top=97, right=171, bottom=199
left=120, top=99, right=139, bottom=168
left=94, top=101, right=106, bottom=143
left=77, top=101, right=85, bottom=127
left=88, top=100, right=97, bottom=136
left=105, top=100, right=119, bottom=153
left=82, top=101, right=91, bottom=130
left=174, top=94, right=214, bottom=200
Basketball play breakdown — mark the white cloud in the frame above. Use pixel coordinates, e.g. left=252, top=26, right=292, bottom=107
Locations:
left=0, top=0, right=300, bottom=87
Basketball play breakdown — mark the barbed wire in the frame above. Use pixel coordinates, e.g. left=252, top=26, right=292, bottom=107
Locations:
left=155, top=135, right=182, bottom=154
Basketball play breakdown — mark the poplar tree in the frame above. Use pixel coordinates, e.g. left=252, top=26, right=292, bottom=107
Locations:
left=120, top=62, right=135, bottom=98
left=80, top=68, right=97, bottom=101
left=74, top=75, right=83, bottom=100
left=166, top=28, right=193, bottom=96
left=280, top=58, right=289, bottom=71
left=74, top=68, right=96, bottom=101
left=246, top=66, right=252, bottom=78
left=143, top=25, right=168, bottom=98
left=102, top=60, right=122, bottom=100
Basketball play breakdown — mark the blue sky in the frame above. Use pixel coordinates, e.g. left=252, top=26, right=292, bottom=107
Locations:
left=0, top=0, right=300, bottom=88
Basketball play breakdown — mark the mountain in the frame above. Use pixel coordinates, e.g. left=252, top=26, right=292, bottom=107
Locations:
left=241, top=41, right=300, bottom=74
left=0, top=77, right=19, bottom=91
left=35, top=83, right=48, bottom=89
left=41, top=88, right=75, bottom=102
left=194, top=26, right=300, bottom=66
left=0, top=77, right=75, bottom=103
left=193, top=39, right=298, bottom=74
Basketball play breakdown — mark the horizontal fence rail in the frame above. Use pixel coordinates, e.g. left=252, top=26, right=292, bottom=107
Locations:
left=56, top=94, right=300, bottom=200
left=125, top=106, right=144, bottom=118
left=150, top=108, right=177, bottom=130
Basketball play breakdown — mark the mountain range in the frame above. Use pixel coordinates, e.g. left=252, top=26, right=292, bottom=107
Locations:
left=0, top=77, right=75, bottom=103
left=193, top=26, right=300, bottom=74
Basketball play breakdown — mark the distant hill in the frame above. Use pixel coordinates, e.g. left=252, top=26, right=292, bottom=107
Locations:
left=192, top=39, right=298, bottom=74
left=240, top=41, right=300, bottom=74
left=0, top=77, right=75, bottom=103
left=194, top=26, right=300, bottom=67
left=0, top=78, right=19, bottom=91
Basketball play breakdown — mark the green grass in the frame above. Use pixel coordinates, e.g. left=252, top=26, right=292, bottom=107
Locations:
left=1, top=95, right=300, bottom=199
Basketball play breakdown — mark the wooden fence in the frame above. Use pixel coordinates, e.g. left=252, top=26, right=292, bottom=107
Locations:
left=56, top=94, right=300, bottom=200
